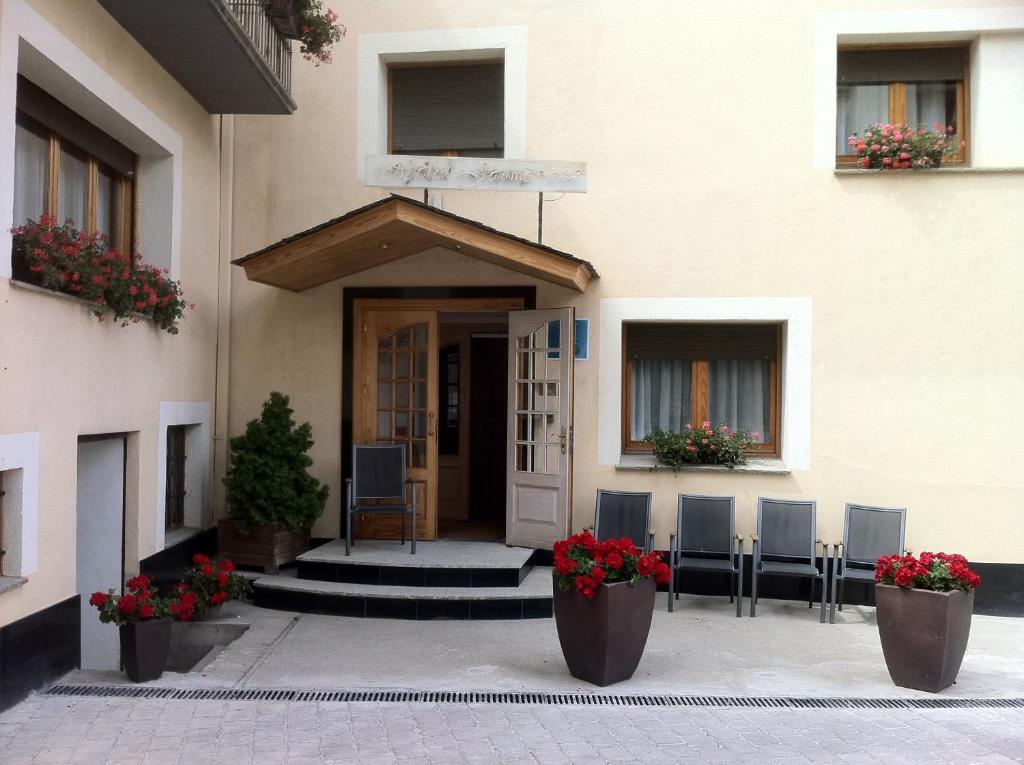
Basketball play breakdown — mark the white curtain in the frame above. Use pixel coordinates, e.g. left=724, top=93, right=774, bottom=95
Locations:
left=837, top=84, right=888, bottom=154
left=96, top=169, right=114, bottom=240
left=708, top=360, right=770, bottom=442
left=58, top=147, right=86, bottom=228
left=906, top=82, right=951, bottom=131
left=13, top=123, right=47, bottom=226
left=630, top=360, right=690, bottom=440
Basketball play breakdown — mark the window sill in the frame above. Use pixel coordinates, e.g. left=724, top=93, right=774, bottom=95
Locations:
left=0, top=576, right=29, bottom=596
left=615, top=454, right=790, bottom=475
left=9, top=278, right=152, bottom=322
left=164, top=526, right=202, bottom=549
left=835, top=167, right=1024, bottom=176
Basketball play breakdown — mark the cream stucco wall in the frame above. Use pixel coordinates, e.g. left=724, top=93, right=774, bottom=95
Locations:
left=227, top=0, right=1024, bottom=563
left=0, top=0, right=223, bottom=626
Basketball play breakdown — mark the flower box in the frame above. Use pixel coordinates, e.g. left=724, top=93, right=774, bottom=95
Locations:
left=217, top=519, right=310, bottom=574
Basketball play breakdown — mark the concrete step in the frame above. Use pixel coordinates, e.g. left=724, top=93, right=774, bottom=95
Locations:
left=296, top=539, right=535, bottom=588
left=253, top=566, right=554, bottom=620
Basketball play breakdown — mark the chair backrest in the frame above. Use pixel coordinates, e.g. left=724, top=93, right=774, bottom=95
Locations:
left=757, top=497, right=816, bottom=561
left=594, top=489, right=652, bottom=551
left=843, top=503, right=906, bottom=565
left=352, top=444, right=406, bottom=500
left=676, top=494, right=735, bottom=555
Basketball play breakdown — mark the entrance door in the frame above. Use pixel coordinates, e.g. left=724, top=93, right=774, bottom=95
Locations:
left=506, top=308, right=574, bottom=548
left=353, top=310, right=438, bottom=539
left=76, top=436, right=125, bottom=671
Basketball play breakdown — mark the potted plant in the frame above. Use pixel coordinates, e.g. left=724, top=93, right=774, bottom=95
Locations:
left=848, top=123, right=959, bottom=169
left=267, top=0, right=345, bottom=65
left=645, top=422, right=757, bottom=470
left=179, top=554, right=252, bottom=620
left=874, top=551, right=982, bottom=692
left=552, top=531, right=671, bottom=686
left=10, top=216, right=190, bottom=333
left=89, top=575, right=172, bottom=682
left=221, top=392, right=329, bottom=573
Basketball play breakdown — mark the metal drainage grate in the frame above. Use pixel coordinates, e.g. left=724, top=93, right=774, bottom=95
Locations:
left=45, top=685, right=1024, bottom=710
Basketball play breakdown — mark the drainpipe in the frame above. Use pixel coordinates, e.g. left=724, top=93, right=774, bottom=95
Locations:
left=212, top=114, right=235, bottom=527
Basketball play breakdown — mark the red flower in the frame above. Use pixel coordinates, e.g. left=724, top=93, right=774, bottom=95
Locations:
left=605, top=552, right=624, bottom=570
left=220, top=559, right=235, bottom=572
left=217, top=571, right=229, bottom=587
left=89, top=591, right=111, bottom=608
left=126, top=574, right=150, bottom=591
left=139, top=603, right=155, bottom=619
left=117, top=595, right=138, bottom=615
left=555, top=556, right=579, bottom=576
left=210, top=591, right=228, bottom=605
left=654, top=562, right=672, bottom=584
left=193, top=553, right=210, bottom=565
left=202, top=564, right=214, bottom=576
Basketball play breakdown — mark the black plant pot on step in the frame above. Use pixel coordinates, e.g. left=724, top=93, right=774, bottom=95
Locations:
left=119, top=618, right=172, bottom=682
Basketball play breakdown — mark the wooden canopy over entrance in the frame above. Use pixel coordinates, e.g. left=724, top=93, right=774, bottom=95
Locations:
left=233, top=195, right=598, bottom=292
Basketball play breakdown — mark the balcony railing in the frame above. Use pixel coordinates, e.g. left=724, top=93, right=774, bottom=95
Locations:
left=227, top=1, right=293, bottom=98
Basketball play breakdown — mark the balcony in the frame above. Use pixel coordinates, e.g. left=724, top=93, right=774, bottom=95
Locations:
left=97, top=0, right=297, bottom=115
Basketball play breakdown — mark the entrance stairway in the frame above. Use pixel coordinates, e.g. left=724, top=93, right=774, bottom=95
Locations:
left=251, top=540, right=552, bottom=620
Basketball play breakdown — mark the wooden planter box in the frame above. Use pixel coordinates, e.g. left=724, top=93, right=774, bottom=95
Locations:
left=218, top=518, right=310, bottom=574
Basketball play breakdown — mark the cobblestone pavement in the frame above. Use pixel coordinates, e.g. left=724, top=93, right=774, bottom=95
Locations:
left=1, top=693, right=1022, bottom=764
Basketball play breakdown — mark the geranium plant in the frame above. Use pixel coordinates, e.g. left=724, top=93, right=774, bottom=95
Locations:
left=554, top=531, right=671, bottom=599
left=10, top=216, right=190, bottom=333
left=875, top=552, right=981, bottom=592
left=296, top=0, right=345, bottom=66
left=848, top=123, right=958, bottom=169
left=645, top=422, right=757, bottom=470
left=180, top=554, right=252, bottom=617
left=89, top=575, right=168, bottom=625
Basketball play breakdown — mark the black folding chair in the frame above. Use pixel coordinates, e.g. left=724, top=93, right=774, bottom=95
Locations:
left=751, top=498, right=828, bottom=622
left=668, top=494, right=743, bottom=616
left=345, top=444, right=417, bottom=556
left=830, top=503, right=907, bottom=623
left=593, top=489, right=653, bottom=553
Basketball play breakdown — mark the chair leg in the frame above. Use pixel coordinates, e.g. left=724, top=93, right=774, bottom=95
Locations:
left=736, top=553, right=744, bottom=618
left=667, top=569, right=674, bottom=613
left=838, top=579, right=845, bottom=612
left=730, top=569, right=735, bottom=604
left=411, top=484, right=417, bottom=555
left=345, top=510, right=352, bottom=557
left=819, top=573, right=827, bottom=624
left=750, top=568, right=758, bottom=617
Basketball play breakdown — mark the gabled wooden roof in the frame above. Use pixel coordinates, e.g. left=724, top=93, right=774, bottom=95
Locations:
left=233, top=195, right=598, bottom=292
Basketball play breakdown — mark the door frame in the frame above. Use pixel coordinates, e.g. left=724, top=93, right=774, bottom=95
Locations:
left=341, top=287, right=534, bottom=539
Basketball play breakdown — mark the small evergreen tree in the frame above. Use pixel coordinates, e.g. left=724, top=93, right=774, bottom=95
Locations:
left=224, top=392, right=329, bottom=532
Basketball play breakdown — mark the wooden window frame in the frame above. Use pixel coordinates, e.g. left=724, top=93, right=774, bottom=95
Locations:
left=14, top=110, right=135, bottom=257
left=386, top=59, right=504, bottom=158
left=621, top=323, right=782, bottom=458
left=836, top=42, right=970, bottom=168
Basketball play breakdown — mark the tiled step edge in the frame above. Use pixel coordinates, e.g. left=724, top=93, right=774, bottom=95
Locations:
left=253, top=567, right=554, bottom=620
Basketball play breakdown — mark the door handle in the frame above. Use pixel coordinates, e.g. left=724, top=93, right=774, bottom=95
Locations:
left=560, top=426, right=567, bottom=454
left=428, top=411, right=436, bottom=437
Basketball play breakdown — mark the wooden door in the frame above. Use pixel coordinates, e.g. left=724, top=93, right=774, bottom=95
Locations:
left=353, top=309, right=438, bottom=540
left=506, top=308, right=574, bottom=548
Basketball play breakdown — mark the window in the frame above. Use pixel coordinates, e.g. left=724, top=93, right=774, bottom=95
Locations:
left=836, top=45, right=968, bottom=164
left=623, top=323, right=780, bottom=456
left=165, top=426, right=186, bottom=532
left=12, top=76, right=135, bottom=255
left=388, top=62, right=504, bottom=157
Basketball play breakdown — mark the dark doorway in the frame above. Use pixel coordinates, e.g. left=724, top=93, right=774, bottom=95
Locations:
left=468, top=335, right=508, bottom=528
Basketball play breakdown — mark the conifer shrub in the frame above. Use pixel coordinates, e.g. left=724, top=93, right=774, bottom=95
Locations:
left=224, top=392, right=329, bottom=532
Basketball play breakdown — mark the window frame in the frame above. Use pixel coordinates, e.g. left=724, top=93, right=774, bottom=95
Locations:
left=14, top=101, right=136, bottom=257
left=164, top=425, right=187, bottom=533
left=386, top=58, right=505, bottom=158
left=835, top=42, right=970, bottom=168
left=621, top=322, right=782, bottom=458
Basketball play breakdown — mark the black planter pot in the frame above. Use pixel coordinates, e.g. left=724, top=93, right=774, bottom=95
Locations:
left=552, top=576, right=656, bottom=687
left=876, top=584, right=974, bottom=693
left=119, top=618, right=172, bottom=683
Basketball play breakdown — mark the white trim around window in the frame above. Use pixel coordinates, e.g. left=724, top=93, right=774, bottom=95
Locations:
left=155, top=402, right=211, bottom=551
left=356, top=26, right=527, bottom=178
left=0, top=431, right=40, bottom=576
left=0, top=0, right=183, bottom=278
left=598, top=298, right=812, bottom=470
left=812, top=6, right=1024, bottom=170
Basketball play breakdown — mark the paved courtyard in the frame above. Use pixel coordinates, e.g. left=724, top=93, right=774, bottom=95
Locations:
left=2, top=595, right=1022, bottom=763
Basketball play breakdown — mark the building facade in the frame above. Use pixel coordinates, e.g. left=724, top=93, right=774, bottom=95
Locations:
left=1, top=0, right=1023, bottom=711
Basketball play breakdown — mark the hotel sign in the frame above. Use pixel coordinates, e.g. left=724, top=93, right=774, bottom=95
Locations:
left=365, top=155, right=587, bottom=193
